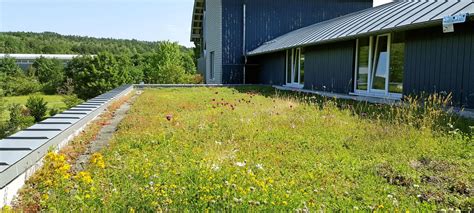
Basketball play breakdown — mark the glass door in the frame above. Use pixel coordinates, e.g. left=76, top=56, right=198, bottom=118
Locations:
left=285, top=48, right=304, bottom=88
left=355, top=34, right=398, bottom=98
left=370, top=34, right=390, bottom=94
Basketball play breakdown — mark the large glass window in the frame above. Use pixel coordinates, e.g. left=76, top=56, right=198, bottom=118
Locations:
left=285, top=48, right=304, bottom=87
left=389, top=35, right=405, bottom=94
left=354, top=33, right=404, bottom=97
left=300, top=49, right=305, bottom=84
left=293, top=49, right=299, bottom=83
left=371, top=35, right=389, bottom=91
left=209, top=51, right=215, bottom=80
left=356, top=38, right=370, bottom=91
left=286, top=50, right=292, bottom=84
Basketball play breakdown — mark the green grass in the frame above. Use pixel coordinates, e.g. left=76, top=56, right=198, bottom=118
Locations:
left=1, top=94, right=66, bottom=121
left=16, top=87, right=474, bottom=211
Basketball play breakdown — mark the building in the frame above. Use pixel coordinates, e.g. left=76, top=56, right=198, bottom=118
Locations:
left=0, top=54, right=81, bottom=70
left=193, top=0, right=474, bottom=108
left=191, top=0, right=374, bottom=84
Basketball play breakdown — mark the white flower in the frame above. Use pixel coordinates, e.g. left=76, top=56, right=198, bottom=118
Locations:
left=149, top=181, right=154, bottom=186
left=211, top=164, right=220, bottom=171
left=233, top=197, right=242, bottom=203
left=255, top=164, right=264, bottom=170
left=215, top=141, right=223, bottom=145
left=413, top=184, right=420, bottom=188
left=235, top=161, right=246, bottom=167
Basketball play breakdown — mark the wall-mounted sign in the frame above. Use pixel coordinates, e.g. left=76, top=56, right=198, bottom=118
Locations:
left=443, top=13, right=468, bottom=33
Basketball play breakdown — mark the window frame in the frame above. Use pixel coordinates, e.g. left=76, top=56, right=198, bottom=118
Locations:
left=353, top=33, right=402, bottom=99
left=209, top=51, right=215, bottom=80
left=285, top=48, right=304, bottom=89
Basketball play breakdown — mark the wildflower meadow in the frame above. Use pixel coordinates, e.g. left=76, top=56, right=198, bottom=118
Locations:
left=12, top=87, right=474, bottom=211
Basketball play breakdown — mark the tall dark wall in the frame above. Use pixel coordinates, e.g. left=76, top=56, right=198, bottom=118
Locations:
left=304, top=41, right=355, bottom=93
left=404, top=22, right=474, bottom=108
left=222, top=0, right=373, bottom=84
left=251, top=51, right=286, bottom=85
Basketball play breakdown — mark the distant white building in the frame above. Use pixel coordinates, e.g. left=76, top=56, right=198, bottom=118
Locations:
left=0, top=54, right=83, bottom=70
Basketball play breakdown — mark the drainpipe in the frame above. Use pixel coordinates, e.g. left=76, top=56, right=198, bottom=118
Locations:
left=242, top=3, right=247, bottom=84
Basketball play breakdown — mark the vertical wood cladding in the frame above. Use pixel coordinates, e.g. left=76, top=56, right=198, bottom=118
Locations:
left=253, top=51, right=286, bottom=85
left=404, top=23, right=474, bottom=107
left=303, top=41, right=355, bottom=93
left=221, top=0, right=373, bottom=84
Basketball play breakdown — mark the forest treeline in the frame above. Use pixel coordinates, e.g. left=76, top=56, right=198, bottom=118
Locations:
left=0, top=31, right=186, bottom=55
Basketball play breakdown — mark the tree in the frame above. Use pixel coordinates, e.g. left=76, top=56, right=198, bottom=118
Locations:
left=26, top=96, right=48, bottom=122
left=65, top=52, right=133, bottom=99
left=32, top=57, right=65, bottom=94
left=143, top=41, right=192, bottom=84
left=0, top=56, right=22, bottom=76
left=181, top=50, right=197, bottom=75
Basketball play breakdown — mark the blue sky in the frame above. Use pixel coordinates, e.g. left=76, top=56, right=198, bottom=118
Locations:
left=0, top=0, right=195, bottom=47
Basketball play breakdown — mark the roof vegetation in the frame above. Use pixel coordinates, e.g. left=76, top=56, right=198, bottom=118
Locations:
left=12, top=87, right=474, bottom=211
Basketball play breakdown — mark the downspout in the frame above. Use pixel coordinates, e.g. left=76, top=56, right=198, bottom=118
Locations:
left=242, top=3, right=247, bottom=84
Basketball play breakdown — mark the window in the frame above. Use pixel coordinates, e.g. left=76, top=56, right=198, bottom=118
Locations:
left=389, top=35, right=405, bottom=94
left=209, top=51, right=215, bottom=80
left=354, top=33, right=404, bottom=98
left=285, top=48, right=304, bottom=87
left=356, top=38, right=370, bottom=91
left=371, top=35, right=389, bottom=91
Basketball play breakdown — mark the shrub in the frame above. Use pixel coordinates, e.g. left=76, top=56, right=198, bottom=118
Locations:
left=0, top=89, right=6, bottom=119
left=26, top=96, right=48, bottom=122
left=32, top=57, right=65, bottom=94
left=62, top=95, right=83, bottom=109
left=1, top=75, right=42, bottom=96
left=5, top=103, right=34, bottom=136
left=0, top=56, right=22, bottom=76
left=49, top=108, right=61, bottom=117
left=65, top=53, right=132, bottom=99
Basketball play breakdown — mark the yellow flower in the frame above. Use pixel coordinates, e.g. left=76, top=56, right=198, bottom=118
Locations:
left=85, top=194, right=91, bottom=199
left=41, top=193, right=49, bottom=201
left=282, top=201, right=288, bottom=206
left=75, top=171, right=93, bottom=184
left=90, top=153, right=106, bottom=169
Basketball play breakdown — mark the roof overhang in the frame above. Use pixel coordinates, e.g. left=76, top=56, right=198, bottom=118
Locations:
left=190, top=0, right=205, bottom=43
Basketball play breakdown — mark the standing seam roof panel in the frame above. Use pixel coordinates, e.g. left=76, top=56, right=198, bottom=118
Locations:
left=371, top=1, right=432, bottom=31
left=390, top=0, right=445, bottom=27
left=340, top=1, right=413, bottom=37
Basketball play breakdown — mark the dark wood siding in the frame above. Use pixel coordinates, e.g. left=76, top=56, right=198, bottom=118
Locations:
left=304, top=41, right=355, bottom=94
left=221, top=0, right=373, bottom=84
left=250, top=51, right=286, bottom=85
left=404, top=22, right=474, bottom=107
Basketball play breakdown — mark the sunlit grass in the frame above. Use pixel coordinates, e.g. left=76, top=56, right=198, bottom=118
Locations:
left=14, top=87, right=474, bottom=211
left=1, top=94, right=66, bottom=121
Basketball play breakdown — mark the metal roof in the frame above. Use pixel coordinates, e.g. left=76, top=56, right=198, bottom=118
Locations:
left=0, top=54, right=82, bottom=60
left=248, top=0, right=474, bottom=56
